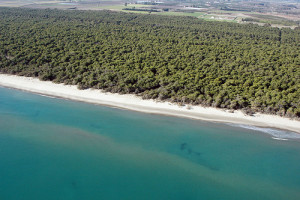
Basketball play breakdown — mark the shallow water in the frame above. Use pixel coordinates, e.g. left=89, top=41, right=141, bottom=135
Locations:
left=0, top=86, right=300, bottom=200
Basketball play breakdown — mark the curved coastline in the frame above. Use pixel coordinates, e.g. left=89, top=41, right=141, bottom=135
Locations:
left=0, top=73, right=299, bottom=134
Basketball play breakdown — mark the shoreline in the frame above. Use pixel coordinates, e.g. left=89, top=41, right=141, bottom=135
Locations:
left=0, top=73, right=299, bottom=134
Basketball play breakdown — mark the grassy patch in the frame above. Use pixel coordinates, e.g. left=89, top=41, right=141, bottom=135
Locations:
left=248, top=14, right=300, bottom=26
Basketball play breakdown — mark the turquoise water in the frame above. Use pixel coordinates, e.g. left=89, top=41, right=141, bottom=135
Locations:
left=0, top=86, right=300, bottom=200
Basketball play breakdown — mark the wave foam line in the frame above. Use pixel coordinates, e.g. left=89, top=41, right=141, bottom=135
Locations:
left=228, top=124, right=300, bottom=139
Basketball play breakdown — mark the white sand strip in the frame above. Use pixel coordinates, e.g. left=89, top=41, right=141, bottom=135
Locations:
left=0, top=73, right=299, bottom=134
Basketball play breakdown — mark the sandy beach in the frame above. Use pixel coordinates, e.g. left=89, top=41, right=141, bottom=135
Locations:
left=0, top=73, right=299, bottom=134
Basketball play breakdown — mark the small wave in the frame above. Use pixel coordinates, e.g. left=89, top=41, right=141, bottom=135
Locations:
left=39, top=94, right=57, bottom=99
left=228, top=124, right=300, bottom=140
left=272, top=137, right=289, bottom=141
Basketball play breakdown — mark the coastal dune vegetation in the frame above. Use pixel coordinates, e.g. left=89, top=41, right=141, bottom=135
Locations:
left=0, top=8, right=299, bottom=118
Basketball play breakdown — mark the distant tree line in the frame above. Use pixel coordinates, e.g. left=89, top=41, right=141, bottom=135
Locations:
left=0, top=8, right=299, bottom=118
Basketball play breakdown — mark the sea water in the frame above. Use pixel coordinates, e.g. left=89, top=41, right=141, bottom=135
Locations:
left=0, top=86, right=300, bottom=200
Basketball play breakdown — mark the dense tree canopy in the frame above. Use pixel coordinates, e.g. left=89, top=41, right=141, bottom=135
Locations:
left=0, top=8, right=299, bottom=118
